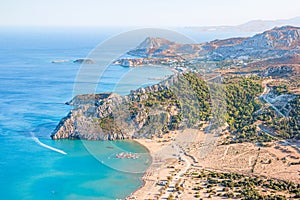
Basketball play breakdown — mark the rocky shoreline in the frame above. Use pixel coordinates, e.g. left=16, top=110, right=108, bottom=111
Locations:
left=51, top=74, right=184, bottom=140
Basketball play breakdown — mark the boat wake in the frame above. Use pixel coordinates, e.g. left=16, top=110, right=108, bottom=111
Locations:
left=31, top=133, right=67, bottom=155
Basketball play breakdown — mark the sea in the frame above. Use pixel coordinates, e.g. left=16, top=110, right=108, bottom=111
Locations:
left=0, top=27, right=256, bottom=199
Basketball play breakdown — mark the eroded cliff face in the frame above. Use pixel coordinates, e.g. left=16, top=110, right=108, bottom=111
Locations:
left=51, top=75, right=184, bottom=140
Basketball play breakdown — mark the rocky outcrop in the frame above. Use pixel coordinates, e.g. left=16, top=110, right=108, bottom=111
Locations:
left=73, top=58, right=95, bottom=64
left=51, top=75, right=184, bottom=140
left=128, top=37, right=179, bottom=58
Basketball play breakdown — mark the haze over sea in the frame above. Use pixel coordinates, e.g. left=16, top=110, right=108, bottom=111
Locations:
left=0, top=27, right=254, bottom=199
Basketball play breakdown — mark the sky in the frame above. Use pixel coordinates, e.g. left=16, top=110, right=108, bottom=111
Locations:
left=0, top=0, right=299, bottom=27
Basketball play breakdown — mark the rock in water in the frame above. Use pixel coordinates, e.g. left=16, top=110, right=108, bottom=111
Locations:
left=73, top=58, right=95, bottom=64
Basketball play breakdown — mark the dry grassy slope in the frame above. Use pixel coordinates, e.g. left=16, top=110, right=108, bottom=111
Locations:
left=127, top=26, right=300, bottom=61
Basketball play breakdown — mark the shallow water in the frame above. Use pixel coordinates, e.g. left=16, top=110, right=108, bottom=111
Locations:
left=0, top=29, right=172, bottom=199
left=0, top=27, right=252, bottom=199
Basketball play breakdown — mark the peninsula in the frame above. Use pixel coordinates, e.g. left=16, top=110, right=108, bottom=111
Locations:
left=52, top=26, right=300, bottom=199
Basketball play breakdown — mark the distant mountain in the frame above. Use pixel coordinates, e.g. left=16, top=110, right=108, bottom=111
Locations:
left=129, top=37, right=181, bottom=58
left=126, top=26, right=300, bottom=61
left=240, top=26, right=300, bottom=49
left=128, top=37, right=201, bottom=59
left=206, top=26, right=300, bottom=60
left=237, top=17, right=300, bottom=32
left=136, top=37, right=175, bottom=49
left=184, top=17, right=300, bottom=32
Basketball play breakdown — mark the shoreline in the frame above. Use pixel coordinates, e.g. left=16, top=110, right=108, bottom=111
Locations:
left=125, top=129, right=204, bottom=199
left=126, top=137, right=172, bottom=200
left=125, top=139, right=154, bottom=200
left=125, top=128, right=300, bottom=199
left=119, top=63, right=180, bottom=74
left=126, top=137, right=168, bottom=200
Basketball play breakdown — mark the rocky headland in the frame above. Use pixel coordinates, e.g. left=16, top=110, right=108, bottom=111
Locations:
left=51, top=74, right=189, bottom=140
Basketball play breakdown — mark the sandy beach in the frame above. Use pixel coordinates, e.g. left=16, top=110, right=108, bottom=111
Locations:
left=127, top=128, right=300, bottom=199
left=126, top=128, right=212, bottom=199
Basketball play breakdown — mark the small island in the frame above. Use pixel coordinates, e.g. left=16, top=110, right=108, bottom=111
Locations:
left=51, top=58, right=95, bottom=64
left=73, top=58, right=95, bottom=64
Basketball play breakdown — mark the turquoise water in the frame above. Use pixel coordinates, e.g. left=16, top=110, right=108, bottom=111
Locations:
left=0, top=27, right=253, bottom=199
left=0, top=29, right=173, bottom=199
left=1, top=137, right=149, bottom=200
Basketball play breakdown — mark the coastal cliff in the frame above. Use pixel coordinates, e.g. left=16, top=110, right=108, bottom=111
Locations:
left=51, top=72, right=212, bottom=140
left=52, top=74, right=180, bottom=140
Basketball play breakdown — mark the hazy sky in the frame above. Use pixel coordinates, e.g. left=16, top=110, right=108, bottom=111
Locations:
left=0, top=0, right=299, bottom=27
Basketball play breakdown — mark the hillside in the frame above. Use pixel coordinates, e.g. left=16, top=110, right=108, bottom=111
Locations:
left=123, top=26, right=300, bottom=62
left=53, top=26, right=300, bottom=141
left=51, top=73, right=211, bottom=140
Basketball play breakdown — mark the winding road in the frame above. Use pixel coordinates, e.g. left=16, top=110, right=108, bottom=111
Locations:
left=260, top=79, right=285, bottom=118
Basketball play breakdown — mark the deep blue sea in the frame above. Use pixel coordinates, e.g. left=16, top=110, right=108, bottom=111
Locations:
left=0, top=27, right=255, bottom=199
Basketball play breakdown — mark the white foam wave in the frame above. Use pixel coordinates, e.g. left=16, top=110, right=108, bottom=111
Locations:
left=32, top=136, right=67, bottom=155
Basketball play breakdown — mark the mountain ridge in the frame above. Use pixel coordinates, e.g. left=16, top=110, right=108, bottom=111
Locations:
left=184, top=16, right=300, bottom=32
left=125, top=25, right=300, bottom=62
